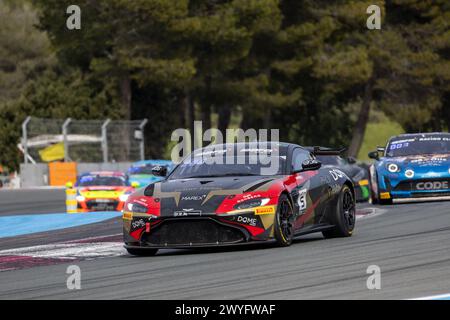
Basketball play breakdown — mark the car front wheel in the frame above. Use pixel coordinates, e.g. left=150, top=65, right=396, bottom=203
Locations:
left=273, top=194, right=295, bottom=246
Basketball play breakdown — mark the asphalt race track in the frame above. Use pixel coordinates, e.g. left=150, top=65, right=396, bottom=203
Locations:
left=0, top=189, right=449, bottom=299
left=0, top=188, right=65, bottom=216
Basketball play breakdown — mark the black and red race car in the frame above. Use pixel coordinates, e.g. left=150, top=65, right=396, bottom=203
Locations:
left=123, top=142, right=356, bottom=256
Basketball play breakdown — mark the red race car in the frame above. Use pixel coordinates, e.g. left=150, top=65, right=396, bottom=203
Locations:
left=75, top=171, right=138, bottom=212
left=123, top=142, right=356, bottom=256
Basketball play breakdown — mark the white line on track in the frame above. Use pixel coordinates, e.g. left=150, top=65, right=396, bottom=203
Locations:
left=0, top=206, right=383, bottom=272
left=356, top=207, right=386, bottom=221
left=0, top=242, right=126, bottom=259
left=64, top=233, right=122, bottom=243
left=409, top=293, right=450, bottom=300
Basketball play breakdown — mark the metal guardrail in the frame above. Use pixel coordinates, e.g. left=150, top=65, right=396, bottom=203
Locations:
left=20, top=117, right=148, bottom=163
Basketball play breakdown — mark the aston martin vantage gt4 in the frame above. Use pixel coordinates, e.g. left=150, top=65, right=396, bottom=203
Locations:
left=123, top=142, right=356, bottom=256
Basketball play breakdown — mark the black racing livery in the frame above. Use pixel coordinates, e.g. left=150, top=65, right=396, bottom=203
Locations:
left=314, top=153, right=370, bottom=202
left=122, top=142, right=356, bottom=256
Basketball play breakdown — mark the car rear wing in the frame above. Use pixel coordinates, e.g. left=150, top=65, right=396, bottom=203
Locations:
left=306, top=146, right=347, bottom=156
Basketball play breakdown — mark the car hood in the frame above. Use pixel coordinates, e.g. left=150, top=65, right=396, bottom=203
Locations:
left=382, top=154, right=450, bottom=167
left=145, top=175, right=280, bottom=216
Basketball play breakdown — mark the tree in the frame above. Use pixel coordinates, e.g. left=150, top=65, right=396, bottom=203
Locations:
left=275, top=0, right=449, bottom=156
left=380, top=0, right=450, bottom=133
left=2, top=0, right=448, bottom=169
left=0, top=67, right=121, bottom=169
left=0, top=0, right=54, bottom=104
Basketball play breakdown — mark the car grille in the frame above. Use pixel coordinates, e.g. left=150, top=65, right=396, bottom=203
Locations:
left=85, top=200, right=119, bottom=211
left=394, top=178, right=450, bottom=192
left=141, top=219, right=246, bottom=246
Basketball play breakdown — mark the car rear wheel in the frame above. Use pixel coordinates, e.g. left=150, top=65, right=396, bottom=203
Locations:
left=378, top=197, right=392, bottom=205
left=369, top=165, right=380, bottom=204
left=323, top=185, right=356, bottom=238
left=273, top=194, right=294, bottom=246
left=126, top=248, right=158, bottom=256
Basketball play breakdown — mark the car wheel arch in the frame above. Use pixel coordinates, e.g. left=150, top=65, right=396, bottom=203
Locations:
left=279, top=189, right=294, bottom=208
left=343, top=180, right=356, bottom=200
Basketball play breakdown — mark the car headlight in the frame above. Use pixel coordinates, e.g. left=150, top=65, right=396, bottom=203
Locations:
left=387, top=163, right=400, bottom=173
left=119, top=194, right=129, bottom=202
left=76, top=195, right=85, bottom=202
left=127, top=202, right=147, bottom=213
left=234, top=198, right=270, bottom=210
left=405, top=169, right=415, bottom=178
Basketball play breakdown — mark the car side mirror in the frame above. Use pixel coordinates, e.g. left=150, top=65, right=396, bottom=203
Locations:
left=152, top=165, right=167, bottom=177
left=368, top=151, right=379, bottom=160
left=347, top=156, right=357, bottom=164
left=301, top=159, right=322, bottom=172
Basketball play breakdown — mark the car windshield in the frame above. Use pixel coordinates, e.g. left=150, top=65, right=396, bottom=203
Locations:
left=129, top=162, right=172, bottom=175
left=129, top=165, right=157, bottom=175
left=77, top=175, right=127, bottom=186
left=386, top=135, right=450, bottom=157
left=316, top=155, right=340, bottom=165
left=169, top=145, right=286, bottom=179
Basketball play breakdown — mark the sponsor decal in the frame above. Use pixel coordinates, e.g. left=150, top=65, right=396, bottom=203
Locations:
left=177, top=187, right=221, bottom=192
left=329, top=169, right=346, bottom=181
left=93, top=199, right=113, bottom=203
left=122, top=212, right=133, bottom=220
left=174, top=208, right=202, bottom=217
left=297, top=189, right=307, bottom=211
left=390, top=138, right=415, bottom=145
left=255, top=206, right=275, bottom=215
left=135, top=197, right=148, bottom=204
left=236, top=215, right=257, bottom=227
left=410, top=157, right=448, bottom=164
left=236, top=193, right=264, bottom=203
left=416, top=181, right=449, bottom=190
left=239, top=148, right=273, bottom=154
left=181, top=195, right=207, bottom=201
left=132, top=219, right=146, bottom=229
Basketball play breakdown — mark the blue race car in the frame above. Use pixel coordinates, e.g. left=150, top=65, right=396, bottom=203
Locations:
left=127, top=160, right=174, bottom=188
left=368, top=132, right=450, bottom=204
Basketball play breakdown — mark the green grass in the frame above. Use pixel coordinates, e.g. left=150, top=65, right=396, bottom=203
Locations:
left=358, top=116, right=404, bottom=161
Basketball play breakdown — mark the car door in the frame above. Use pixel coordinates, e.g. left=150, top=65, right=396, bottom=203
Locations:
left=290, top=148, right=325, bottom=230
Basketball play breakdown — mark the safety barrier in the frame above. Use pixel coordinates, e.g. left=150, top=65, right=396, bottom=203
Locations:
left=20, top=162, right=133, bottom=187
left=49, top=162, right=77, bottom=186
left=65, top=183, right=78, bottom=213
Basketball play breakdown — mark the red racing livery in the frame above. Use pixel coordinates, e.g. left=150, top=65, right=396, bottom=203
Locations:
left=123, top=142, right=356, bottom=256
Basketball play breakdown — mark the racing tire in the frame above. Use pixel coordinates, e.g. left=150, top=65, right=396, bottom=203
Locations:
left=322, top=185, right=356, bottom=238
left=369, top=165, right=379, bottom=204
left=273, top=193, right=295, bottom=247
left=378, top=198, right=393, bottom=205
left=369, top=166, right=393, bottom=205
left=126, top=248, right=158, bottom=256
